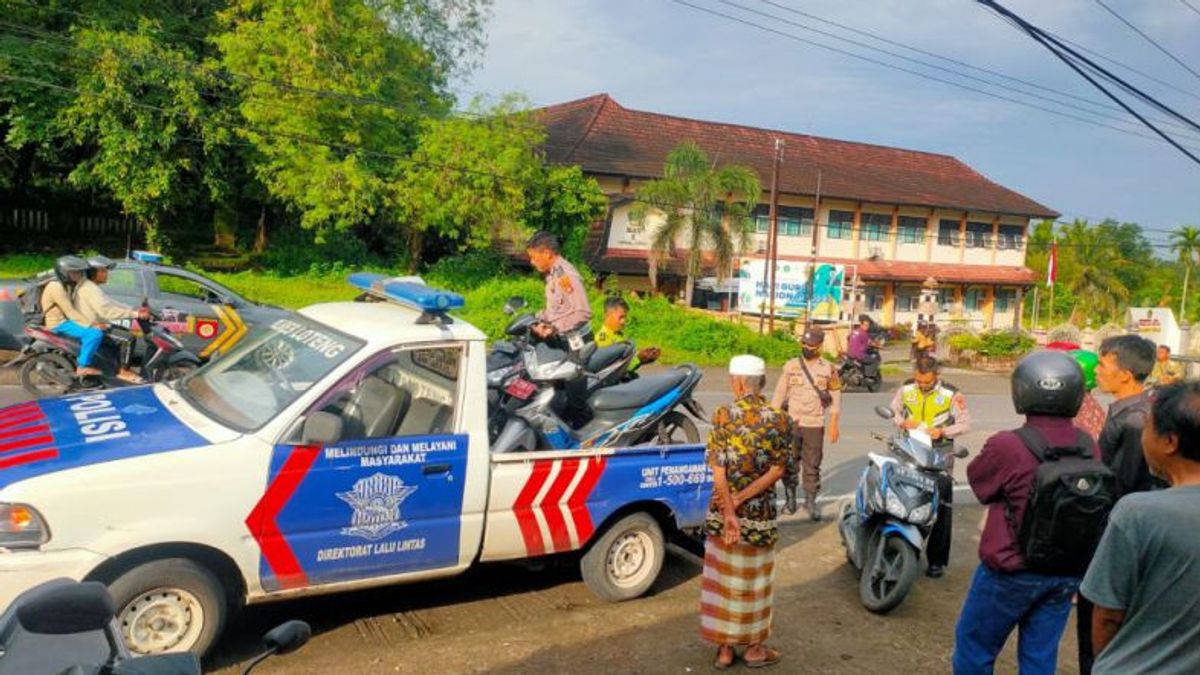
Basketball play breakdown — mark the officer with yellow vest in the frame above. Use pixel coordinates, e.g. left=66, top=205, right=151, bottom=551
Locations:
left=888, top=354, right=972, bottom=579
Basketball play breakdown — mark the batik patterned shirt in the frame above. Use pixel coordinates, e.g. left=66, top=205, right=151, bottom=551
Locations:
left=704, top=394, right=792, bottom=547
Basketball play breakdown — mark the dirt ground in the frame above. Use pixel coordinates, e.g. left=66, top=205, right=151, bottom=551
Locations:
left=211, top=504, right=1080, bottom=674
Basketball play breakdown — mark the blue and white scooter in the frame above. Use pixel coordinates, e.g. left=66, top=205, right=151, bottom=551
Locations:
left=837, top=405, right=968, bottom=613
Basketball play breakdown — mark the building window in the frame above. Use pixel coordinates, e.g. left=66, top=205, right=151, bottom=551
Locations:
left=966, top=221, right=993, bottom=248
left=938, top=220, right=960, bottom=246
left=995, top=288, right=1017, bottom=312
left=938, top=288, right=955, bottom=311
left=865, top=284, right=886, bottom=311
left=964, top=287, right=985, bottom=312
left=828, top=210, right=854, bottom=239
left=896, top=287, right=920, bottom=312
left=898, top=216, right=925, bottom=244
left=997, top=225, right=1024, bottom=250
left=862, top=213, right=890, bottom=241
left=753, top=204, right=813, bottom=236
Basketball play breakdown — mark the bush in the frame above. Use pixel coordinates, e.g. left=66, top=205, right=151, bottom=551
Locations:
left=0, top=253, right=55, bottom=277
left=254, top=228, right=386, bottom=276
left=888, top=323, right=913, bottom=342
left=947, top=331, right=1034, bottom=358
left=424, top=251, right=512, bottom=292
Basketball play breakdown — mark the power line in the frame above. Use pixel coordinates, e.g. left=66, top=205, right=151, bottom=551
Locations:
left=1182, top=0, right=1200, bottom=19
left=1091, top=0, right=1200, bottom=82
left=753, top=0, right=1196, bottom=132
left=1046, top=31, right=1200, bottom=104
left=977, top=0, right=1200, bottom=166
left=667, top=0, right=1200, bottom=151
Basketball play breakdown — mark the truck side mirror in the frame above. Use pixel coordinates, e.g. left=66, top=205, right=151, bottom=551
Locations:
left=301, top=412, right=343, bottom=445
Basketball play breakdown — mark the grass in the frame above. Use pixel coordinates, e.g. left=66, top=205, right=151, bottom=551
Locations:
left=0, top=254, right=801, bottom=366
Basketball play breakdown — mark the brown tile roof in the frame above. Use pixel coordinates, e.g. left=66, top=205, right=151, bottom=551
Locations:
left=538, top=94, right=1059, bottom=220
left=600, top=247, right=1035, bottom=286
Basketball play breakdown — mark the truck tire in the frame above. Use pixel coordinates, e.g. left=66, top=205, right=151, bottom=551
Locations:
left=107, top=558, right=227, bottom=657
left=580, top=512, right=665, bottom=602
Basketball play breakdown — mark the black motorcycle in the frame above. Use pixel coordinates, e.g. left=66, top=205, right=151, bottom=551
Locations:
left=0, top=579, right=309, bottom=675
left=839, top=345, right=883, bottom=393
left=11, top=308, right=201, bottom=398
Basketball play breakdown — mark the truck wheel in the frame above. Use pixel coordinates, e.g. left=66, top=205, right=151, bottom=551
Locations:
left=20, top=352, right=74, bottom=398
left=108, top=558, right=227, bottom=657
left=859, top=536, right=918, bottom=614
left=580, top=512, right=665, bottom=602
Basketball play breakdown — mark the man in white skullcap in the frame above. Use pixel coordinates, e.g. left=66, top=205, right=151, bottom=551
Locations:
left=699, top=354, right=792, bottom=669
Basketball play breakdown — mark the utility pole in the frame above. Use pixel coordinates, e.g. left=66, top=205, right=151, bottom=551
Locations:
left=766, top=139, right=784, bottom=332
left=805, top=170, right=823, bottom=329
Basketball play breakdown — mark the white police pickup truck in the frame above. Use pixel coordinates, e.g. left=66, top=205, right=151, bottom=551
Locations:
left=0, top=275, right=712, bottom=656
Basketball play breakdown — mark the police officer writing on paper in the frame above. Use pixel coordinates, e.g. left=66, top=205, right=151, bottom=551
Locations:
left=889, top=355, right=971, bottom=579
left=525, top=230, right=592, bottom=351
left=772, top=327, right=841, bottom=521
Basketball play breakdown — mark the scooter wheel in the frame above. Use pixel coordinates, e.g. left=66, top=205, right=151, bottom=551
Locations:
left=19, top=352, right=75, bottom=398
left=859, top=535, right=919, bottom=614
left=866, top=378, right=881, bottom=393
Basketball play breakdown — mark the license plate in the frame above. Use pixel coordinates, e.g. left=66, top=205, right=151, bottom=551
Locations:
left=505, top=378, right=537, bottom=400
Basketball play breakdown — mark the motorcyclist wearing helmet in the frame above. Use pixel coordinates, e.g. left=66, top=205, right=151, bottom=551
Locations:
left=77, top=255, right=150, bottom=383
left=41, top=256, right=104, bottom=378
left=954, top=351, right=1098, bottom=675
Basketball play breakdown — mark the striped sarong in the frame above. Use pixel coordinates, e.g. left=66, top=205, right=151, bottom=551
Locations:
left=699, top=536, right=776, bottom=646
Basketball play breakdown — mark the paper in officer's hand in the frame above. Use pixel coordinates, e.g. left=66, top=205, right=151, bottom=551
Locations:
left=908, top=428, right=933, bottom=447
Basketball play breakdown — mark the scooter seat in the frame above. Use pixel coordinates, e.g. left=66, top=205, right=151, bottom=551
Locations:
left=588, top=370, right=688, bottom=412
left=586, top=344, right=631, bottom=373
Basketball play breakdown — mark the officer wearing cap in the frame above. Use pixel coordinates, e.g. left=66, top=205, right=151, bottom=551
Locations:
left=771, top=326, right=842, bottom=520
left=525, top=230, right=592, bottom=348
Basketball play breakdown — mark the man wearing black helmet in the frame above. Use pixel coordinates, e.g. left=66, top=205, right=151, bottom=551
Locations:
left=953, top=351, right=1107, bottom=675
left=771, top=326, right=841, bottom=520
left=41, top=255, right=104, bottom=378
left=77, top=255, right=150, bottom=383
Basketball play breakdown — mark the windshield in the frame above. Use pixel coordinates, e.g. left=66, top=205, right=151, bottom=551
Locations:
left=181, top=316, right=364, bottom=431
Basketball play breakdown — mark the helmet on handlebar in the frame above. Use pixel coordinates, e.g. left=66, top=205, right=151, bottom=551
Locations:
left=1011, top=350, right=1085, bottom=417
left=1067, top=349, right=1099, bottom=391
left=53, top=255, right=88, bottom=284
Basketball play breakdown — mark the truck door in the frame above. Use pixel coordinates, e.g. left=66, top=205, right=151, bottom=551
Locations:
left=249, top=343, right=471, bottom=592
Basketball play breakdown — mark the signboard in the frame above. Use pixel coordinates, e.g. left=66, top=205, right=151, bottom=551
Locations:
left=736, top=259, right=846, bottom=320
left=1125, top=307, right=1181, bottom=352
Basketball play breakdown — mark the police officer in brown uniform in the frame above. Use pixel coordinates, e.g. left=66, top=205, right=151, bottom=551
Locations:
left=772, top=327, right=842, bottom=520
left=526, top=231, right=592, bottom=348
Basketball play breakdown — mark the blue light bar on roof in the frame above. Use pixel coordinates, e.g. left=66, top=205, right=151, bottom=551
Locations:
left=347, top=272, right=465, bottom=313
left=130, top=250, right=164, bottom=264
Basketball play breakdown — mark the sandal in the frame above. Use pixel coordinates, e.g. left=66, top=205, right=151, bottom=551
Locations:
left=117, top=373, right=146, bottom=385
left=744, top=647, right=782, bottom=669
left=712, top=647, right=736, bottom=671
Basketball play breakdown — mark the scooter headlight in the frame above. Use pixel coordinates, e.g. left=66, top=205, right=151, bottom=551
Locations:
left=909, top=503, right=933, bottom=525
left=0, top=503, right=50, bottom=548
left=884, top=489, right=908, bottom=519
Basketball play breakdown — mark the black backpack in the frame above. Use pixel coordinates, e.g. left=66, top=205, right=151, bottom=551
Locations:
left=1008, top=427, right=1118, bottom=576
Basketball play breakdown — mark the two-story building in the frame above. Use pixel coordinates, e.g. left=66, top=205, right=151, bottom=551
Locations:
left=536, top=94, right=1058, bottom=330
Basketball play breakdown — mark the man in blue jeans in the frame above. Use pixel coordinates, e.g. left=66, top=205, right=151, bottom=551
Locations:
left=41, top=255, right=104, bottom=378
left=953, top=351, right=1097, bottom=674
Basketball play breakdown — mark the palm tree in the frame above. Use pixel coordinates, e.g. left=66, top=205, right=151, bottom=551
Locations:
left=1170, top=225, right=1200, bottom=322
left=630, top=142, right=761, bottom=306
left=1060, top=220, right=1130, bottom=322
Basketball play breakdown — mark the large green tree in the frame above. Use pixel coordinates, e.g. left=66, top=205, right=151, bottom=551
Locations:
left=631, top=142, right=761, bottom=306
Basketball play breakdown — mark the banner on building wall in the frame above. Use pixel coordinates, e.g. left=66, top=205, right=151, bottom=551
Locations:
left=736, top=259, right=847, bottom=320
left=1125, top=307, right=1181, bottom=353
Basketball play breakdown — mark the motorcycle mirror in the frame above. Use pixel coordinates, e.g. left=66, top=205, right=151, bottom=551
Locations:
left=16, top=581, right=115, bottom=635
left=263, top=620, right=312, bottom=656
left=873, top=405, right=894, bottom=420
left=503, top=296, right=527, bottom=315
left=954, top=447, right=970, bottom=459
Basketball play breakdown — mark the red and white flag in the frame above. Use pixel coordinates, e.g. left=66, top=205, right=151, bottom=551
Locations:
left=1047, top=239, right=1058, bottom=288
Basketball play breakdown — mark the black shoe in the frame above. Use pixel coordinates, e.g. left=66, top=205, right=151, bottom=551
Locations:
left=783, top=485, right=799, bottom=515
left=926, top=565, right=945, bottom=579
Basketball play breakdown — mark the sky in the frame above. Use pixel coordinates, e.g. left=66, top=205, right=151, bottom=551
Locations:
left=457, top=0, right=1200, bottom=245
